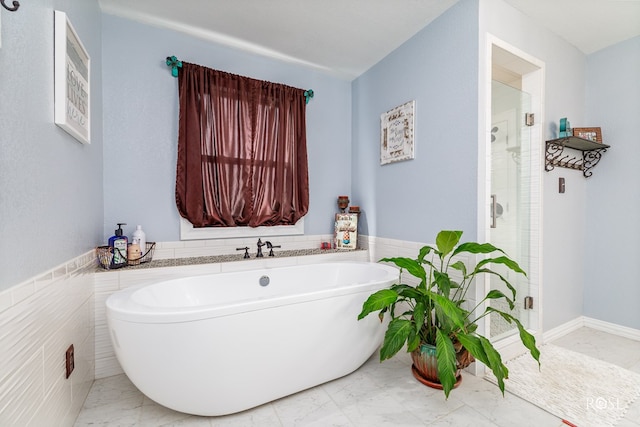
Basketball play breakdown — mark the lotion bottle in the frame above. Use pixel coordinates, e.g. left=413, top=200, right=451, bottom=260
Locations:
left=132, top=225, right=146, bottom=256
left=108, top=223, right=128, bottom=267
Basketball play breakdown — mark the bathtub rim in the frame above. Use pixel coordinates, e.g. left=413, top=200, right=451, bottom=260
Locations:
left=106, top=261, right=399, bottom=324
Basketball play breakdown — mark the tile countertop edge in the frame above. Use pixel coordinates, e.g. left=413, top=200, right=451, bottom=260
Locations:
left=95, top=248, right=368, bottom=272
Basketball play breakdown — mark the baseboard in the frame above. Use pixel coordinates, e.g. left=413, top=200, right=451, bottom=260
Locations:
left=542, top=316, right=640, bottom=343
left=542, top=316, right=585, bottom=343
left=583, top=317, right=640, bottom=342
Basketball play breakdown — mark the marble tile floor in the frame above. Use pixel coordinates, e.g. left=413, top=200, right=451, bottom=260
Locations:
left=75, top=327, right=640, bottom=426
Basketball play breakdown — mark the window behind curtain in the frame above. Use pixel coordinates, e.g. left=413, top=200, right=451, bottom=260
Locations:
left=175, top=63, right=309, bottom=228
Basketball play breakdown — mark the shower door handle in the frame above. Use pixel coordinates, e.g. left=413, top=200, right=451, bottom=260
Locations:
left=490, top=194, right=497, bottom=228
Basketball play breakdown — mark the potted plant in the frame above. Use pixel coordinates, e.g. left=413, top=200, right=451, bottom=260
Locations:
left=358, top=230, right=540, bottom=397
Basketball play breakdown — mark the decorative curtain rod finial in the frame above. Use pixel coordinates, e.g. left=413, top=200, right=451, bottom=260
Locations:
left=166, top=56, right=182, bottom=77
left=1, top=0, right=20, bottom=11
left=304, top=89, right=314, bottom=104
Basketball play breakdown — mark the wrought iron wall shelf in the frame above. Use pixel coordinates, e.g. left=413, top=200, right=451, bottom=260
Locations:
left=545, top=136, right=609, bottom=178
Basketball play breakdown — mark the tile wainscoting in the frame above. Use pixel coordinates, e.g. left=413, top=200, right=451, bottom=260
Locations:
left=0, top=251, right=96, bottom=427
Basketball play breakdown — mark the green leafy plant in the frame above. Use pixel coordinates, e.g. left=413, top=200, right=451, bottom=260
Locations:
left=358, top=230, right=540, bottom=397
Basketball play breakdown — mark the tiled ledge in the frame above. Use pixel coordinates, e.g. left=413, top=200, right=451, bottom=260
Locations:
left=95, top=247, right=367, bottom=272
left=151, top=234, right=339, bottom=260
left=0, top=249, right=96, bottom=426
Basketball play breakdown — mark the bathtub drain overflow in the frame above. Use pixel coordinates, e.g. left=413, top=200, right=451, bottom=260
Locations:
left=259, top=275, right=270, bottom=286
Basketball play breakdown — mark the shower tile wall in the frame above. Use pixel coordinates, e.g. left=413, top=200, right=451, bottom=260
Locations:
left=0, top=252, right=96, bottom=426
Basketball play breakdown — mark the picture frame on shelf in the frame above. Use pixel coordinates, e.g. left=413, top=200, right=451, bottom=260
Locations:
left=334, top=213, right=358, bottom=250
left=54, top=10, right=91, bottom=144
left=573, top=127, right=602, bottom=143
left=381, top=100, right=415, bottom=165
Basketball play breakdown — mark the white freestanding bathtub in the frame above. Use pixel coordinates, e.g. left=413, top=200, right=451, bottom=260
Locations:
left=106, top=261, right=399, bottom=416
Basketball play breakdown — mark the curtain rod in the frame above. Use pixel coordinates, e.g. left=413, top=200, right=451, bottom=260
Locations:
left=1, top=0, right=20, bottom=12
left=165, top=55, right=314, bottom=104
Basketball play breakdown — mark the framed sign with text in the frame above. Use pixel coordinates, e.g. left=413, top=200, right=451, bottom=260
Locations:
left=334, top=213, right=358, bottom=250
left=381, top=100, right=415, bottom=165
left=54, top=10, right=90, bottom=144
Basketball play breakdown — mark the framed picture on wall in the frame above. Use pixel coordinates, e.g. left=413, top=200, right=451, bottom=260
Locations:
left=380, top=100, right=415, bottom=165
left=54, top=10, right=91, bottom=144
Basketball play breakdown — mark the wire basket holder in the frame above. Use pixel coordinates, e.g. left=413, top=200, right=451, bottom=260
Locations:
left=96, top=242, right=156, bottom=270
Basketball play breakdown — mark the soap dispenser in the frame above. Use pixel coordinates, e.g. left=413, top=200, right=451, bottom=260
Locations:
left=108, top=223, right=128, bottom=267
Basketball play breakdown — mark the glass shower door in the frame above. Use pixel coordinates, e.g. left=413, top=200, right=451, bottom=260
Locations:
left=489, top=80, right=532, bottom=339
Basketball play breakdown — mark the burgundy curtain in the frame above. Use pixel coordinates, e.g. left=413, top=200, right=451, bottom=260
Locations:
left=175, top=63, right=309, bottom=228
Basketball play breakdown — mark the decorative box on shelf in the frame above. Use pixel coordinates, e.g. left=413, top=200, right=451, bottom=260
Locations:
left=334, top=213, right=358, bottom=250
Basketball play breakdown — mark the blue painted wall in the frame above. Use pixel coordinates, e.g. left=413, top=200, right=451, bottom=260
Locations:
left=584, top=36, right=640, bottom=330
left=352, top=0, right=480, bottom=242
left=102, top=15, right=352, bottom=242
left=0, top=0, right=104, bottom=291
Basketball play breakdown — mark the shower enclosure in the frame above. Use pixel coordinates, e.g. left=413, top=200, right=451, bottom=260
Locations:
left=487, top=42, right=543, bottom=342
left=489, top=80, right=532, bottom=339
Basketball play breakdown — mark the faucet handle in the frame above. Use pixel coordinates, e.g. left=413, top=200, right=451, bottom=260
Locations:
left=267, top=243, right=281, bottom=257
left=236, top=247, right=250, bottom=259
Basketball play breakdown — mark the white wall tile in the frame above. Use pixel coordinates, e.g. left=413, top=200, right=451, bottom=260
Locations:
left=11, top=280, right=36, bottom=305
left=0, top=251, right=95, bottom=427
left=29, top=369, right=70, bottom=427
left=151, top=247, right=175, bottom=260
left=95, top=355, right=123, bottom=379
left=94, top=273, right=119, bottom=293
left=0, top=351, right=45, bottom=426
left=69, top=331, right=97, bottom=424
left=34, top=272, right=54, bottom=292
left=0, top=289, right=11, bottom=313
left=95, top=324, right=114, bottom=361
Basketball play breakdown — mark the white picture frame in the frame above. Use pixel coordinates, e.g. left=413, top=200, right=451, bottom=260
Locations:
left=380, top=100, right=415, bottom=165
left=54, top=10, right=90, bottom=144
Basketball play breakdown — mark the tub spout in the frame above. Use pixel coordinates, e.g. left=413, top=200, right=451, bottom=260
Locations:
left=265, top=241, right=281, bottom=257
left=256, top=238, right=266, bottom=257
